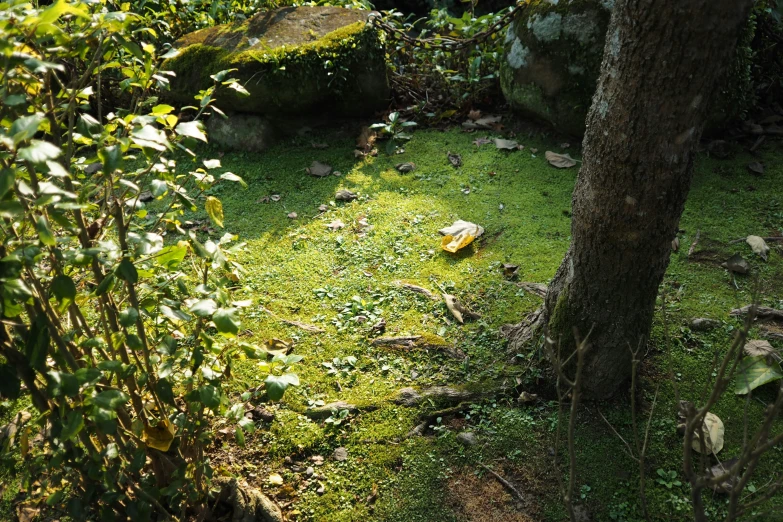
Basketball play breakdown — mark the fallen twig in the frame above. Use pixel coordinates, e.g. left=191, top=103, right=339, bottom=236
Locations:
left=515, top=282, right=547, bottom=299
left=396, top=282, right=439, bottom=301
left=479, top=463, right=528, bottom=505
left=371, top=336, right=421, bottom=347
left=261, top=306, right=324, bottom=333
left=688, top=229, right=701, bottom=257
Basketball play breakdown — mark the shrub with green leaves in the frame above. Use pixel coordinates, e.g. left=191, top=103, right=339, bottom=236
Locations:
left=0, top=0, right=296, bottom=517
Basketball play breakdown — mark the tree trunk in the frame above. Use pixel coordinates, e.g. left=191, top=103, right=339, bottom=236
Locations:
left=506, top=0, right=752, bottom=399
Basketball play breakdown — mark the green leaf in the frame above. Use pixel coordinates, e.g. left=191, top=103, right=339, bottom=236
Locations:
left=36, top=215, right=56, bottom=246
left=159, top=304, right=191, bottom=323
left=156, top=245, right=186, bottom=269
left=25, top=316, right=49, bottom=372
left=50, top=274, right=76, bottom=303
left=60, top=409, right=84, bottom=441
left=175, top=121, right=207, bottom=142
left=238, top=416, right=256, bottom=434
left=46, top=490, right=65, bottom=507
left=94, top=389, right=130, bottom=410
left=213, top=308, right=240, bottom=337
left=94, top=273, right=116, bottom=296
left=155, top=378, right=175, bottom=406
left=115, top=258, right=138, bottom=284
left=99, top=145, right=123, bottom=174
left=204, top=196, right=224, bottom=228
left=198, top=385, right=221, bottom=409
left=74, top=368, right=102, bottom=385
left=0, top=169, right=15, bottom=198
left=735, top=356, right=783, bottom=394
left=18, top=140, right=62, bottom=163
left=47, top=370, right=79, bottom=397
left=151, top=104, right=175, bottom=116
left=189, top=299, right=217, bottom=318
left=150, top=179, right=167, bottom=197
left=97, top=360, right=123, bottom=373
left=264, top=374, right=288, bottom=401
left=0, top=201, right=25, bottom=218
left=235, top=425, right=245, bottom=446
left=119, top=307, right=139, bottom=328
left=220, top=172, right=247, bottom=187
left=10, top=113, right=45, bottom=145
left=0, top=363, right=21, bottom=399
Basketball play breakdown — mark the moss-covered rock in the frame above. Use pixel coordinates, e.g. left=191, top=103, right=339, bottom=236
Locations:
left=165, top=6, right=389, bottom=117
left=500, top=0, right=758, bottom=135
left=499, top=0, right=612, bottom=136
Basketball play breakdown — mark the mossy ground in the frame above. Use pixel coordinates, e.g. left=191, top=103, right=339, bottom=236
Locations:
left=1, top=124, right=781, bottom=520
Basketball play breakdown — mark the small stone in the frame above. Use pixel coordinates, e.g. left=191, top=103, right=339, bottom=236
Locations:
left=333, top=447, right=348, bottom=461
left=318, top=204, right=328, bottom=212
left=333, top=171, right=342, bottom=177
left=287, top=212, right=298, bottom=219
left=252, top=405, right=275, bottom=422
left=305, top=466, right=314, bottom=477
left=691, top=318, right=720, bottom=331
left=316, top=484, right=326, bottom=495
left=311, top=455, right=324, bottom=466
left=335, top=189, right=357, bottom=201
left=284, top=456, right=293, bottom=465
left=456, top=431, right=477, bottom=446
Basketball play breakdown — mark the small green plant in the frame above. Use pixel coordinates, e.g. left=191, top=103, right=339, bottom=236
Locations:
left=324, top=408, right=351, bottom=427
left=322, top=356, right=358, bottom=378
left=656, top=469, right=683, bottom=489
left=370, top=112, right=417, bottom=154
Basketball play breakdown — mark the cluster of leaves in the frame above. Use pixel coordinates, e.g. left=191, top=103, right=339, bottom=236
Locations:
left=0, top=0, right=296, bottom=517
left=383, top=7, right=510, bottom=112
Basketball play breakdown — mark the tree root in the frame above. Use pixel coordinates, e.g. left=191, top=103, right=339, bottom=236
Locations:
left=479, top=463, right=529, bottom=505
left=500, top=307, right=545, bottom=353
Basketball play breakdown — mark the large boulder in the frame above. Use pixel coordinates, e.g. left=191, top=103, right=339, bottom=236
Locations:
left=500, top=0, right=613, bottom=136
left=500, top=0, right=756, bottom=135
left=165, top=6, right=388, bottom=119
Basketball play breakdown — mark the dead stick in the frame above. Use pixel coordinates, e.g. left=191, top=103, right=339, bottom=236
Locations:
left=688, top=230, right=701, bottom=257
left=479, top=463, right=527, bottom=504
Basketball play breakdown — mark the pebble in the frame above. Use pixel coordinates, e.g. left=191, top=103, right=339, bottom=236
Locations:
left=333, top=447, right=348, bottom=461
left=456, top=431, right=477, bottom=446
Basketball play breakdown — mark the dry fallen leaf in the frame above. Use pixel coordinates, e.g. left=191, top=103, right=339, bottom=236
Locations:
left=560, top=142, right=571, bottom=149
left=474, top=115, right=502, bottom=129
left=746, top=235, right=769, bottom=261
left=438, top=220, right=484, bottom=253
left=269, top=473, right=284, bottom=486
left=744, top=339, right=780, bottom=361
left=270, top=194, right=281, bottom=202
left=326, top=219, right=345, bottom=231
left=443, top=293, right=481, bottom=324
left=494, top=138, right=519, bottom=151
left=263, top=339, right=293, bottom=357
left=287, top=212, right=298, bottom=219
left=318, top=204, right=328, bottom=212
left=468, top=109, right=482, bottom=121
left=142, top=420, right=176, bottom=452
left=17, top=505, right=40, bottom=522
left=447, top=152, right=462, bottom=168
left=545, top=151, right=577, bottom=168
left=357, top=127, right=376, bottom=152
left=473, top=137, right=492, bottom=147
left=335, top=189, right=357, bottom=201
left=672, top=237, right=680, bottom=251
left=395, top=162, right=416, bottom=173
left=708, top=457, right=740, bottom=494
left=692, top=412, right=725, bottom=454
left=307, top=161, right=332, bottom=177
left=530, top=148, right=538, bottom=154
left=747, top=161, right=764, bottom=175
left=502, top=263, right=519, bottom=278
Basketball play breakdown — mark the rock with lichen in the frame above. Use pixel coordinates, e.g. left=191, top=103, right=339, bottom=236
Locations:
left=500, top=0, right=612, bottom=136
left=165, top=6, right=388, bottom=119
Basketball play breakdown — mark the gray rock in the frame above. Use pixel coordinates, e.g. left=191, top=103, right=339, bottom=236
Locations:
left=456, top=431, right=477, bottom=446
left=205, top=114, right=277, bottom=153
left=333, top=446, right=348, bottom=461
left=303, top=401, right=358, bottom=420
left=691, top=318, right=720, bottom=331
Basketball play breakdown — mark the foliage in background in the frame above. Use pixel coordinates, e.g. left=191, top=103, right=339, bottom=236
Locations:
left=0, top=0, right=297, bottom=518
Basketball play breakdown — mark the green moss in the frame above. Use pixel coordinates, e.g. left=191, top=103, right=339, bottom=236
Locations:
left=146, top=128, right=783, bottom=520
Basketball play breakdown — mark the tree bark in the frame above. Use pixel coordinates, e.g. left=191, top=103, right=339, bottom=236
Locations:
left=506, top=0, right=752, bottom=399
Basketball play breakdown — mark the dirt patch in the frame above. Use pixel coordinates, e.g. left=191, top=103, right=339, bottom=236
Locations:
left=446, top=467, right=539, bottom=522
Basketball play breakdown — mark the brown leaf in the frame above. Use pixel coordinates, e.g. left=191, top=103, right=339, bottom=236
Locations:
left=746, top=235, right=769, bottom=260
left=494, top=138, right=519, bottom=150
left=318, top=204, right=328, bottom=212
left=744, top=339, right=780, bottom=361
left=560, top=142, right=571, bottom=149
left=468, top=109, right=482, bottom=121
left=142, top=420, right=176, bottom=452
left=326, top=219, right=345, bottom=231
left=473, top=137, right=492, bottom=147
left=747, top=161, right=764, bottom=175
left=307, top=161, right=332, bottom=177
left=263, top=339, right=293, bottom=357
left=17, top=505, right=40, bottom=522
left=335, top=189, right=357, bottom=201
left=287, top=212, right=298, bottom=219
left=545, top=151, right=577, bottom=168
left=447, top=152, right=462, bottom=168
left=357, top=127, right=376, bottom=152
left=474, top=115, right=502, bottom=129
left=270, top=194, right=281, bottom=202
left=502, top=263, right=519, bottom=278
left=443, top=293, right=481, bottom=324
left=708, top=457, right=740, bottom=494
left=672, top=237, right=680, bottom=251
